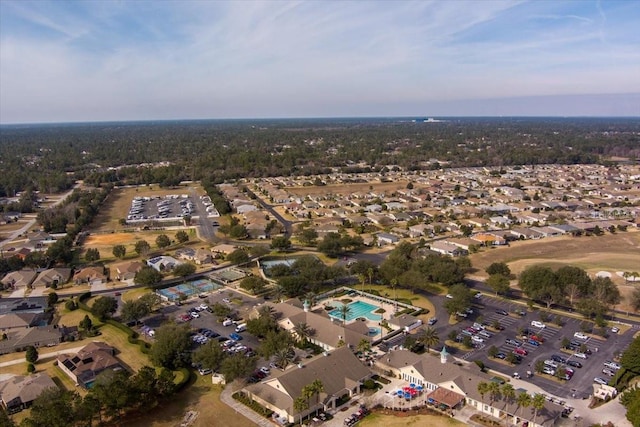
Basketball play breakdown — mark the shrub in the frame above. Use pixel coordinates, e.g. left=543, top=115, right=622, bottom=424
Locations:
left=65, top=299, right=78, bottom=311
left=363, top=379, right=376, bottom=389
left=27, top=363, right=35, bottom=373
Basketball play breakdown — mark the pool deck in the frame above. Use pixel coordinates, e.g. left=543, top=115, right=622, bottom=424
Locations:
left=316, top=293, right=404, bottom=337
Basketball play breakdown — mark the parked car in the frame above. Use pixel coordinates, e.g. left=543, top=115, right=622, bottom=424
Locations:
left=427, top=317, right=437, bottom=325
left=604, top=361, right=621, bottom=370
left=551, top=355, right=567, bottom=363
left=471, top=336, right=484, bottom=344
left=574, top=352, right=588, bottom=359
left=574, top=332, right=588, bottom=340
left=531, top=321, right=546, bottom=329
left=496, top=309, right=508, bottom=316
left=567, top=360, right=583, bottom=368
left=506, top=338, right=521, bottom=346
left=229, top=332, right=243, bottom=341
left=445, top=294, right=453, bottom=299
left=528, top=339, right=540, bottom=347
left=495, top=352, right=507, bottom=360
left=543, top=367, right=556, bottom=376
left=602, top=368, right=616, bottom=377
left=611, top=327, right=620, bottom=334
left=513, top=347, right=528, bottom=356
left=474, top=292, right=482, bottom=299
left=594, top=377, right=609, bottom=385
left=478, top=330, right=492, bottom=339
left=544, top=360, right=558, bottom=368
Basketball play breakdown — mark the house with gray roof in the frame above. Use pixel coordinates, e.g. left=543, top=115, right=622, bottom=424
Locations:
left=1, top=270, right=37, bottom=290
left=0, top=326, right=61, bottom=355
left=0, top=373, right=57, bottom=412
left=244, top=346, right=372, bottom=423
left=31, top=268, right=71, bottom=289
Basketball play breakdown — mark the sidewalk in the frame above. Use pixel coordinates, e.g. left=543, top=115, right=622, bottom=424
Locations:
left=219, top=383, right=273, bottom=427
left=0, top=346, right=85, bottom=368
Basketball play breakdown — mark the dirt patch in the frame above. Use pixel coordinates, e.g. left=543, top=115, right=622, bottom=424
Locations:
left=86, top=232, right=143, bottom=246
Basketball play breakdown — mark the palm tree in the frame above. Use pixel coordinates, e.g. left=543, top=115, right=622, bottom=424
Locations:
left=358, top=273, right=366, bottom=293
left=339, top=304, right=351, bottom=325
left=531, top=394, right=545, bottom=425
left=271, top=285, right=285, bottom=303
left=487, top=382, right=501, bottom=408
left=258, top=305, right=276, bottom=320
left=390, top=278, right=398, bottom=313
left=293, top=396, right=308, bottom=425
left=419, top=326, right=440, bottom=354
left=303, top=291, right=317, bottom=307
left=501, top=383, right=516, bottom=423
left=477, top=381, right=489, bottom=409
left=516, top=392, right=531, bottom=423
left=273, top=346, right=295, bottom=370
left=367, top=267, right=374, bottom=291
left=293, top=322, right=313, bottom=344
left=357, top=338, right=371, bottom=353
left=310, top=379, right=324, bottom=415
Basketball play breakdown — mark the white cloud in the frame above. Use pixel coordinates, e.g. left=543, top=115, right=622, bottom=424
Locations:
left=1, top=0, right=639, bottom=123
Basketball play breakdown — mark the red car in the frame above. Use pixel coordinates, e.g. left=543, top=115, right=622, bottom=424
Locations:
left=513, top=347, right=528, bottom=356
left=530, top=334, right=544, bottom=343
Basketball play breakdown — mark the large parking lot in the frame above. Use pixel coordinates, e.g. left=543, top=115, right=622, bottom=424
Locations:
left=126, top=194, right=196, bottom=223
left=425, top=293, right=636, bottom=399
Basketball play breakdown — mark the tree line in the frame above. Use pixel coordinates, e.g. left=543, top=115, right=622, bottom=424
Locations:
left=2, top=118, right=638, bottom=196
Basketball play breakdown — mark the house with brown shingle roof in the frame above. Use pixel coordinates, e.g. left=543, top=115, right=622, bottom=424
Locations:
left=0, top=326, right=61, bottom=355
left=31, top=268, right=71, bottom=289
left=244, top=346, right=372, bottom=424
left=73, top=266, right=107, bottom=285
left=0, top=372, right=57, bottom=412
left=1, top=270, right=37, bottom=290
left=57, top=342, right=124, bottom=388
left=114, top=261, right=144, bottom=283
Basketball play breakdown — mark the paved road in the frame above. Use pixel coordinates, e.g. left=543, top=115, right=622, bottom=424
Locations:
left=1, top=184, right=80, bottom=249
left=190, top=187, right=219, bottom=244
left=245, top=188, right=293, bottom=238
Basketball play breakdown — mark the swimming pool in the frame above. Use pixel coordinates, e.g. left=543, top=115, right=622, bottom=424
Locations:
left=328, top=300, right=382, bottom=322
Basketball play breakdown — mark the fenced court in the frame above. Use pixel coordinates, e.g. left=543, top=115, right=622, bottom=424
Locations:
left=211, top=268, right=248, bottom=284
left=156, top=277, right=221, bottom=301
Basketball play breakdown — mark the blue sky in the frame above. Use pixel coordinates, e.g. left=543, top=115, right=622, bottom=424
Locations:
left=1, top=0, right=639, bottom=123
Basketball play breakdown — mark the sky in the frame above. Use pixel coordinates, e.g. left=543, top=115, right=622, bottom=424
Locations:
left=1, top=0, right=639, bottom=124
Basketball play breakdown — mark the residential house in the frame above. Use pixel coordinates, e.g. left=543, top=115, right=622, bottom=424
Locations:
left=114, top=261, right=144, bottom=283
left=73, top=266, right=108, bottom=285
left=57, top=342, right=124, bottom=388
left=430, top=241, right=467, bottom=257
left=211, top=244, right=237, bottom=257
left=0, top=326, right=62, bottom=355
left=146, top=256, right=181, bottom=272
left=0, top=373, right=57, bottom=412
left=31, top=268, right=71, bottom=289
left=376, top=233, right=400, bottom=246
left=243, top=346, right=372, bottom=424
left=1, top=270, right=37, bottom=291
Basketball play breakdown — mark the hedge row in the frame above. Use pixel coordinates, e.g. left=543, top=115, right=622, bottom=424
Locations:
left=232, top=391, right=274, bottom=418
left=174, top=367, right=192, bottom=392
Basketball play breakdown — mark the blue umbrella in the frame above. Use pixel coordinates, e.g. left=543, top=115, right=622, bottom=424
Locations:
left=417, top=385, right=424, bottom=391
left=409, top=383, right=416, bottom=388
left=397, top=390, right=404, bottom=396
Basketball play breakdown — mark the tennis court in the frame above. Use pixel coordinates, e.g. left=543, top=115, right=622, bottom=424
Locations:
left=211, top=268, right=248, bottom=284
left=156, top=277, right=221, bottom=301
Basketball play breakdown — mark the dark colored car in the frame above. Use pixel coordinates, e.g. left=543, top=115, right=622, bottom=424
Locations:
left=506, top=338, right=521, bottom=346
left=495, top=352, right=507, bottom=359
left=567, top=360, right=583, bottom=368
left=496, top=309, right=509, bottom=316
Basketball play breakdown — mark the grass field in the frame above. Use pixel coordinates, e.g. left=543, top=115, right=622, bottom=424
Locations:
left=469, top=231, right=640, bottom=278
left=469, top=230, right=640, bottom=312
left=359, top=412, right=465, bottom=427
left=121, top=378, right=254, bottom=427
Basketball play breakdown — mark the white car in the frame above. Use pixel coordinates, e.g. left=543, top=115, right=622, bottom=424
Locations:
left=445, top=294, right=453, bottom=299
left=471, top=336, right=484, bottom=344
left=191, top=312, right=200, bottom=318
left=574, top=352, right=588, bottom=359
left=573, top=332, right=588, bottom=340
left=594, top=377, right=608, bottom=385
left=604, top=361, right=621, bottom=370
left=474, top=292, right=482, bottom=299
left=611, top=327, right=620, bottom=334
left=531, top=321, right=546, bottom=329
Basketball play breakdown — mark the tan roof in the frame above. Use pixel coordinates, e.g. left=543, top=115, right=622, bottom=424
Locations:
left=0, top=373, right=57, bottom=408
left=1, top=270, right=37, bottom=288
left=32, top=268, right=71, bottom=288
left=427, top=386, right=465, bottom=408
left=0, top=313, right=38, bottom=330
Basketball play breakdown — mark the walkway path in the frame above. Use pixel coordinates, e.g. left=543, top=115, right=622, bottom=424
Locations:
left=219, top=383, right=273, bottom=427
left=0, top=346, right=85, bottom=368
